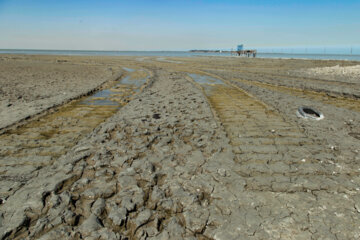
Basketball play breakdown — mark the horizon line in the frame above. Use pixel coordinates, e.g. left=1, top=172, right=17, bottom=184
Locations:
left=1, top=45, right=360, bottom=52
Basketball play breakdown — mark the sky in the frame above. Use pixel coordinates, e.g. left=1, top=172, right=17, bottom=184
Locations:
left=0, top=0, right=359, bottom=51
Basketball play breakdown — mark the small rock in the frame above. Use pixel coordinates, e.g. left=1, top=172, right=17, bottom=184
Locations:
left=217, top=168, right=227, bottom=177
left=330, top=145, right=339, bottom=151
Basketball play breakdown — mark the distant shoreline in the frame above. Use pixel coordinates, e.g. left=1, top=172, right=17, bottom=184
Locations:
left=1, top=49, right=360, bottom=61
left=189, top=50, right=231, bottom=53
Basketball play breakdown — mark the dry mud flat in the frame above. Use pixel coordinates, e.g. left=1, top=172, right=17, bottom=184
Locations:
left=0, top=55, right=360, bottom=239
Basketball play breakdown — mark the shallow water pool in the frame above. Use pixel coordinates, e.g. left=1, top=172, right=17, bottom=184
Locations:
left=188, top=73, right=224, bottom=85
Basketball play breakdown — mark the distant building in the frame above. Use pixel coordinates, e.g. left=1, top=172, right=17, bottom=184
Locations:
left=237, top=44, right=244, bottom=51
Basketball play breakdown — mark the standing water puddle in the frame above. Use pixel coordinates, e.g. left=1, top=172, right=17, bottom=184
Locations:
left=0, top=68, right=149, bottom=178
left=80, top=89, right=119, bottom=106
left=81, top=68, right=148, bottom=105
left=189, top=73, right=224, bottom=95
left=189, top=73, right=224, bottom=85
left=120, top=75, right=148, bottom=91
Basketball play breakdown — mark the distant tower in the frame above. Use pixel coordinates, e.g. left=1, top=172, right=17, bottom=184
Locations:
left=237, top=44, right=244, bottom=51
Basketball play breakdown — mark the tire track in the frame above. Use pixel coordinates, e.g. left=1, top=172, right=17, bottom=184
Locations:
left=189, top=72, right=358, bottom=193
left=0, top=68, right=152, bottom=201
left=231, top=77, right=360, bottom=112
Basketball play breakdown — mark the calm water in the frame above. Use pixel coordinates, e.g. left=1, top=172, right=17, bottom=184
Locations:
left=1, top=49, right=360, bottom=61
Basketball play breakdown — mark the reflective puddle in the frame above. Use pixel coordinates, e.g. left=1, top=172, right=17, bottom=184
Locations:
left=120, top=75, right=148, bottom=90
left=80, top=89, right=119, bottom=106
left=80, top=68, right=148, bottom=106
left=189, top=73, right=224, bottom=85
left=189, top=73, right=224, bottom=95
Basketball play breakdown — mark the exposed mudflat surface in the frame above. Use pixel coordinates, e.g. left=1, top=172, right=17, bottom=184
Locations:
left=0, top=55, right=126, bottom=129
left=0, top=55, right=360, bottom=239
left=298, top=64, right=360, bottom=84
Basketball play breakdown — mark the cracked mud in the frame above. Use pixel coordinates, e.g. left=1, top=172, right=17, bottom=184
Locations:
left=0, top=55, right=360, bottom=239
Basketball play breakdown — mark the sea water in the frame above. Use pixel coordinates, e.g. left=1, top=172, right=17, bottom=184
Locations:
left=1, top=49, right=360, bottom=61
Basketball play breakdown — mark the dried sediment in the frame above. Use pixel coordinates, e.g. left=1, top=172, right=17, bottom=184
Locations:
left=1, top=56, right=360, bottom=239
left=191, top=72, right=360, bottom=239
left=299, top=64, right=360, bottom=83
left=0, top=70, right=235, bottom=239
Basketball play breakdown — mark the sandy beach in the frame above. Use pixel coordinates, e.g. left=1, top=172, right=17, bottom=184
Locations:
left=1, top=55, right=360, bottom=239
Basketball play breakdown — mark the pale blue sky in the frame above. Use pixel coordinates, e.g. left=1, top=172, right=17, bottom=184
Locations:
left=0, top=0, right=359, bottom=50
